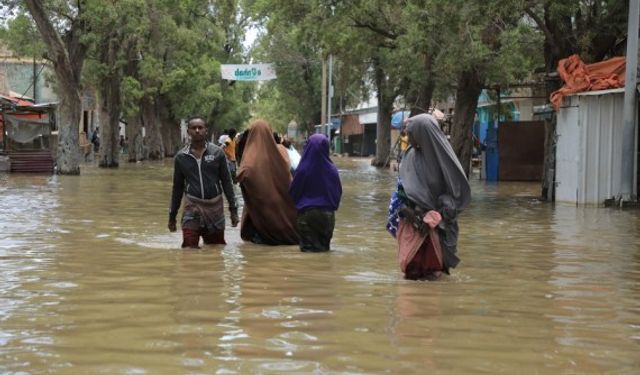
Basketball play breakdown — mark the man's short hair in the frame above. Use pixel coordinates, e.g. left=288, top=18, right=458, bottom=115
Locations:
left=187, top=116, right=207, bottom=127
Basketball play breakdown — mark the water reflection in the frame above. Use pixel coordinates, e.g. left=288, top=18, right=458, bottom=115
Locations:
left=0, top=158, right=639, bottom=373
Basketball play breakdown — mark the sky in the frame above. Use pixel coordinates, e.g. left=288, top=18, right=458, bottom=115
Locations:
left=243, top=25, right=260, bottom=49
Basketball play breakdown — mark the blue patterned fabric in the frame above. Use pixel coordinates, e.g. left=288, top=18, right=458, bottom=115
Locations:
left=386, top=178, right=405, bottom=238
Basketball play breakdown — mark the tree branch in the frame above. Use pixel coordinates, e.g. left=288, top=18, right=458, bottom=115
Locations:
left=523, top=6, right=562, bottom=56
left=349, top=17, right=398, bottom=40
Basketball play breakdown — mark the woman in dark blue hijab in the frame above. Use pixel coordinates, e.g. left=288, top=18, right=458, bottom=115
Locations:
left=289, top=134, right=342, bottom=252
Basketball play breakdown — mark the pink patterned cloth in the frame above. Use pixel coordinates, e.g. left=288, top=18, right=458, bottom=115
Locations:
left=396, top=217, right=442, bottom=273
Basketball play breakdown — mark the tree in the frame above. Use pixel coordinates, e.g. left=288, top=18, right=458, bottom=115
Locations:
left=248, top=0, right=542, bottom=174
left=396, top=1, right=442, bottom=116
left=248, top=0, right=327, bottom=130
left=0, top=14, right=46, bottom=57
left=145, top=0, right=252, bottom=148
left=333, top=0, right=409, bottom=166
left=117, top=0, right=254, bottom=160
left=248, top=0, right=445, bottom=166
left=8, top=0, right=257, bottom=169
left=23, top=0, right=88, bottom=174
left=417, top=0, right=542, bottom=175
left=82, top=1, right=143, bottom=167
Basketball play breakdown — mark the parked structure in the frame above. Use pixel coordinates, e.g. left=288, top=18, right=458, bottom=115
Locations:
left=556, top=88, right=638, bottom=205
left=0, top=94, right=56, bottom=173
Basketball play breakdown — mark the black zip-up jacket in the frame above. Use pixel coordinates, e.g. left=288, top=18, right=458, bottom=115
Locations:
left=169, top=142, right=237, bottom=222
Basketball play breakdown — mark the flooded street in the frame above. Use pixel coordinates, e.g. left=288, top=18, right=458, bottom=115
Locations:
left=1, top=158, right=639, bottom=374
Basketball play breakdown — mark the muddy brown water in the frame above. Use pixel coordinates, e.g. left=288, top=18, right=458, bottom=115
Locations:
left=0, top=158, right=639, bottom=374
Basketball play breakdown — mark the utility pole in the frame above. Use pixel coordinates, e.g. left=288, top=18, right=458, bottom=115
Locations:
left=326, top=5, right=336, bottom=139
left=327, top=53, right=333, bottom=138
left=33, top=56, right=37, bottom=102
left=622, top=0, right=639, bottom=201
left=321, top=58, right=327, bottom=132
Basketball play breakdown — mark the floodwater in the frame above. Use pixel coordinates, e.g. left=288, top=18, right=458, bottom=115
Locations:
left=1, top=158, right=639, bottom=374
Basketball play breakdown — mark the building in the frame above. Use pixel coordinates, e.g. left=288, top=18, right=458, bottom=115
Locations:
left=556, top=88, right=638, bottom=205
left=1, top=44, right=101, bottom=169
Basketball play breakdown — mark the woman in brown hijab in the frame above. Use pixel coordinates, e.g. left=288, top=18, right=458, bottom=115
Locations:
left=237, top=120, right=299, bottom=245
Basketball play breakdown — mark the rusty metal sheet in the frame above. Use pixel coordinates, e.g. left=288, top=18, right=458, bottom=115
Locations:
left=498, top=121, right=545, bottom=181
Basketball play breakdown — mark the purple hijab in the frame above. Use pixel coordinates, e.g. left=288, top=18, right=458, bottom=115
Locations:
left=289, top=134, right=342, bottom=211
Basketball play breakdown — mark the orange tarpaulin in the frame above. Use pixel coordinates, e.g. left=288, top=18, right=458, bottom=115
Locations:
left=550, top=54, right=626, bottom=110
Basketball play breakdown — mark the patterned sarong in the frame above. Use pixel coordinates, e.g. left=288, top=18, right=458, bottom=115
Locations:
left=181, top=194, right=225, bottom=233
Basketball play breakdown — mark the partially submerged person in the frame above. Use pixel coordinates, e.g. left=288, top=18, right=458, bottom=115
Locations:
left=222, top=128, right=238, bottom=183
left=289, top=134, right=342, bottom=252
left=235, top=129, right=249, bottom=166
left=217, top=129, right=229, bottom=146
left=398, top=130, right=409, bottom=162
left=282, top=136, right=301, bottom=171
left=273, top=131, right=291, bottom=169
left=237, top=120, right=299, bottom=245
left=168, top=116, right=239, bottom=248
left=387, top=114, right=470, bottom=280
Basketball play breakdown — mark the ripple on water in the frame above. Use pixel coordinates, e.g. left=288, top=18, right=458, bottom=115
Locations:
left=113, top=234, right=180, bottom=250
left=343, top=271, right=399, bottom=284
left=261, top=307, right=332, bottom=320
left=257, top=359, right=321, bottom=372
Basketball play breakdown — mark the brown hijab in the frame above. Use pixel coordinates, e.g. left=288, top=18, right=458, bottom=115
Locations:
left=237, top=120, right=299, bottom=245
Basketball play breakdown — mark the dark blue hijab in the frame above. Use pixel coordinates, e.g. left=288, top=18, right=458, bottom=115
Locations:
left=289, top=134, right=342, bottom=211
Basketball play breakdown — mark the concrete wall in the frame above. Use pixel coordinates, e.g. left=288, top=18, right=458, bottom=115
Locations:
left=0, top=60, right=57, bottom=103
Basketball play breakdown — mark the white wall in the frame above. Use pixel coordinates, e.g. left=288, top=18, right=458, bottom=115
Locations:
left=556, top=89, right=636, bottom=205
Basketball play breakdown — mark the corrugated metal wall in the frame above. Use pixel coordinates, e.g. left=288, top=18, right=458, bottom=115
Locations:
left=556, top=90, right=637, bottom=205
left=578, top=93, right=625, bottom=204
left=556, top=102, right=580, bottom=203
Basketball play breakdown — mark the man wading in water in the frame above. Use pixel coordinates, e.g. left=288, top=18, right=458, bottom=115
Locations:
left=168, top=116, right=239, bottom=248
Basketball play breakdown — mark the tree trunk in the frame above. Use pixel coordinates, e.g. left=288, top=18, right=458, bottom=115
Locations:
left=409, top=54, right=435, bottom=116
left=538, top=11, right=575, bottom=200
left=133, top=130, right=146, bottom=162
left=97, top=37, right=121, bottom=168
left=141, top=96, right=164, bottom=160
left=450, top=69, right=483, bottom=176
left=55, top=91, right=82, bottom=174
left=540, top=76, right=563, bottom=200
left=371, top=57, right=395, bottom=167
left=409, top=77, right=435, bottom=117
left=125, top=113, right=142, bottom=162
left=97, top=103, right=120, bottom=168
left=24, top=0, right=86, bottom=174
left=372, top=94, right=394, bottom=167
left=161, top=117, right=181, bottom=157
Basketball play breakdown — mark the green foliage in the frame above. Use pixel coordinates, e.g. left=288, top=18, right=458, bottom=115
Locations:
left=0, top=14, right=45, bottom=58
left=4, top=0, right=627, bottom=141
left=121, top=76, right=143, bottom=117
left=3, top=0, right=253, bottom=135
left=251, top=81, right=295, bottom=132
left=526, top=0, right=628, bottom=64
left=488, top=22, right=544, bottom=85
left=247, top=0, right=326, bottom=127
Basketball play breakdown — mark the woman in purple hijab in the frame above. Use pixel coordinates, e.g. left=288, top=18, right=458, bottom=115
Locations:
left=289, top=134, right=342, bottom=252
